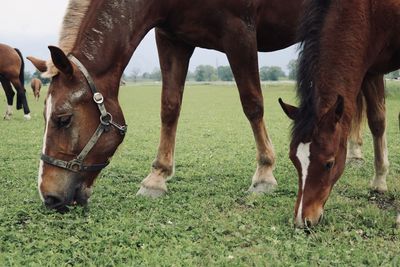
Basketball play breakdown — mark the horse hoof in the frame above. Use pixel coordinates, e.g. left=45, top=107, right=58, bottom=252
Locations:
left=370, top=179, right=388, bottom=193
left=24, top=114, right=31, bottom=120
left=247, top=181, right=277, bottom=194
left=3, top=115, right=11, bottom=120
left=346, top=157, right=365, bottom=166
left=136, top=186, right=166, bottom=198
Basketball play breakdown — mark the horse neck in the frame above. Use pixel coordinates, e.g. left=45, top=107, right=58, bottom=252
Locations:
left=312, top=1, right=379, bottom=128
left=70, top=0, right=165, bottom=95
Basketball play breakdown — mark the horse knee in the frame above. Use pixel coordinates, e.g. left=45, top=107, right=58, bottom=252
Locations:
left=242, top=99, right=264, bottom=122
left=368, top=115, right=385, bottom=137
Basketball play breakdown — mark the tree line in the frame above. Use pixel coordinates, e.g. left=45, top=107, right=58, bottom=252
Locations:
left=22, top=59, right=299, bottom=84
left=126, top=59, right=299, bottom=82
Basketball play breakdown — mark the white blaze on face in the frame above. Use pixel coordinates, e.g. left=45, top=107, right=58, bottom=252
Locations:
left=37, top=94, right=53, bottom=201
left=295, top=142, right=312, bottom=225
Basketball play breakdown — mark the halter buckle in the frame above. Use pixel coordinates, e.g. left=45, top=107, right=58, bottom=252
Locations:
left=93, top=92, right=104, bottom=104
left=66, top=160, right=82, bottom=172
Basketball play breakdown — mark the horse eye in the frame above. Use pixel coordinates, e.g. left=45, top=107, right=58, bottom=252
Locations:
left=324, top=161, right=335, bottom=170
left=56, top=114, right=73, bottom=128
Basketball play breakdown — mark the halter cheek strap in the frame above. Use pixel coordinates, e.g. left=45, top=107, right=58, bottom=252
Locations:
left=40, top=54, right=127, bottom=173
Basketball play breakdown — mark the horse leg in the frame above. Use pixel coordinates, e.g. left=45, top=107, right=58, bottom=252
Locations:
left=10, top=77, right=31, bottom=120
left=0, top=78, right=15, bottom=120
left=136, top=30, right=194, bottom=198
left=224, top=31, right=277, bottom=194
left=347, top=92, right=365, bottom=163
left=362, top=74, right=388, bottom=193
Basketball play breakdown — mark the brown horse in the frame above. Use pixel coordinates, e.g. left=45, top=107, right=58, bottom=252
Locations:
left=279, top=0, right=400, bottom=227
left=30, top=78, right=42, bottom=101
left=27, top=0, right=305, bottom=209
left=0, top=43, right=31, bottom=120
left=28, top=0, right=364, bottom=210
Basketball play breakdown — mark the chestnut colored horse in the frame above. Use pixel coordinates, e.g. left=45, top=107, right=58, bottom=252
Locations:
left=280, top=0, right=399, bottom=227
left=0, top=43, right=31, bottom=120
left=30, top=78, right=42, bottom=101
left=28, top=0, right=364, bottom=210
left=27, top=0, right=304, bottom=210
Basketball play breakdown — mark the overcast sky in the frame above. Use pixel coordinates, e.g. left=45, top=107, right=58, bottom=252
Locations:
left=1, top=0, right=298, bottom=75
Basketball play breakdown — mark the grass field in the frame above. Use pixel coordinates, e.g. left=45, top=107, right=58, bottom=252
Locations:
left=0, top=81, right=399, bottom=266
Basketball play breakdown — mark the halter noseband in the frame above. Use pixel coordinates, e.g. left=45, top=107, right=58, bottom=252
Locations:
left=40, top=54, right=127, bottom=173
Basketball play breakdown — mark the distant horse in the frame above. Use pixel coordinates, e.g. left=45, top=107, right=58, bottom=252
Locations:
left=30, top=78, right=42, bottom=101
left=0, top=43, right=31, bottom=120
left=28, top=0, right=363, bottom=210
left=279, top=0, right=400, bottom=227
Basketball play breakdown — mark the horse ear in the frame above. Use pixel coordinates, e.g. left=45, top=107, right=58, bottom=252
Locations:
left=279, top=98, right=299, bottom=120
left=319, top=95, right=345, bottom=130
left=48, top=46, right=73, bottom=76
left=26, top=56, right=48, bottom=73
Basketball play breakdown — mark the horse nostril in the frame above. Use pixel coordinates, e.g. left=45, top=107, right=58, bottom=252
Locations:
left=44, top=195, right=64, bottom=209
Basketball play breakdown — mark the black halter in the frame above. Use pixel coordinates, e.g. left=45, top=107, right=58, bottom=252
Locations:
left=40, top=54, right=127, bottom=173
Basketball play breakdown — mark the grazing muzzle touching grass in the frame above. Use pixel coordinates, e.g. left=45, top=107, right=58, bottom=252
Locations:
left=280, top=96, right=347, bottom=228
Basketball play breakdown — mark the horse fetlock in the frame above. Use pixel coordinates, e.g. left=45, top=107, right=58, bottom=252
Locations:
left=370, top=177, right=388, bottom=193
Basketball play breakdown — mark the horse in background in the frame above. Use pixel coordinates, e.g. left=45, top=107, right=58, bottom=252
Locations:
left=30, top=78, right=42, bottom=101
left=0, top=43, right=31, bottom=120
left=279, top=0, right=400, bottom=227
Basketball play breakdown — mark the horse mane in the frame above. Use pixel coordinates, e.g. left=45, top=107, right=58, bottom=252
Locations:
left=292, top=0, right=332, bottom=144
left=43, top=0, right=91, bottom=78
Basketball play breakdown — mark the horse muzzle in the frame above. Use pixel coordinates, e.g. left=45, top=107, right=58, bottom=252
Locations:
left=42, top=185, right=92, bottom=212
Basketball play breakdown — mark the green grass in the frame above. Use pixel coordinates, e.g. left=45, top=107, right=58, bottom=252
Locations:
left=0, top=81, right=399, bottom=266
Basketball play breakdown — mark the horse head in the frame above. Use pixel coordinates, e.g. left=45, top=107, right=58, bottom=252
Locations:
left=279, top=96, right=347, bottom=227
left=27, top=46, right=126, bottom=212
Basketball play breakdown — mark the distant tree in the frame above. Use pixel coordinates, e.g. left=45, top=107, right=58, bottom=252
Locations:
left=386, top=70, right=400, bottom=79
left=129, top=67, right=141, bottom=82
left=32, top=70, right=50, bottom=85
left=120, top=73, right=127, bottom=86
left=259, top=66, right=286, bottom=81
left=24, top=71, right=33, bottom=84
left=142, top=72, right=150, bottom=80
left=195, top=65, right=217, bottom=82
left=287, top=59, right=298, bottom=80
left=186, top=71, right=195, bottom=81
left=217, top=66, right=234, bottom=81
left=150, top=68, right=162, bottom=81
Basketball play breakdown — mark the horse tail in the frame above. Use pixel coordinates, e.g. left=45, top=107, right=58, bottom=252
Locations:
left=14, top=48, right=25, bottom=86
left=349, top=91, right=366, bottom=146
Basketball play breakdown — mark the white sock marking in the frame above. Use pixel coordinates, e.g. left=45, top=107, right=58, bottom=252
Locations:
left=295, top=142, right=312, bottom=225
left=37, top=94, right=53, bottom=201
left=6, top=105, right=12, bottom=114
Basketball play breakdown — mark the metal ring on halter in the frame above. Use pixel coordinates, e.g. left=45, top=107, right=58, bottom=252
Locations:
left=93, top=92, right=104, bottom=104
left=100, top=112, right=113, bottom=126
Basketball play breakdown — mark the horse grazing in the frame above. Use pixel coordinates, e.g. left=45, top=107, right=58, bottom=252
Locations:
left=26, top=0, right=308, bottom=210
left=30, top=78, right=42, bottom=101
left=0, top=43, right=31, bottom=120
left=279, top=0, right=400, bottom=227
